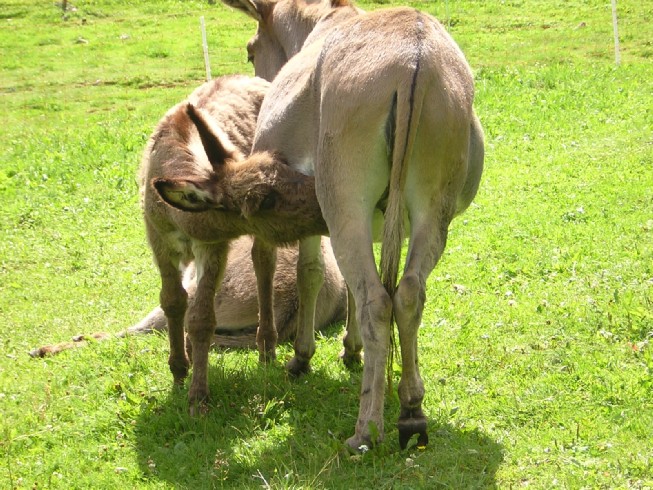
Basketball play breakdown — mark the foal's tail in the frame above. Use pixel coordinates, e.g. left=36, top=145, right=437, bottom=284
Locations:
left=380, top=63, right=425, bottom=378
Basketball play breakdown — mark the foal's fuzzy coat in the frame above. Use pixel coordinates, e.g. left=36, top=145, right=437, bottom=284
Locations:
left=140, top=75, right=344, bottom=412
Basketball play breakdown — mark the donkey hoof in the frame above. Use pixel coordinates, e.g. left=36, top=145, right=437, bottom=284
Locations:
left=169, top=357, right=190, bottom=383
left=258, top=348, right=277, bottom=364
left=345, top=435, right=367, bottom=453
left=339, top=348, right=363, bottom=369
left=286, top=356, right=311, bottom=377
left=189, top=392, right=210, bottom=417
left=345, top=433, right=375, bottom=453
left=397, top=409, right=429, bottom=450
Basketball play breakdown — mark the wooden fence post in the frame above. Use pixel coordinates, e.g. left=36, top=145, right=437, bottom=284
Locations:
left=611, top=0, right=621, bottom=66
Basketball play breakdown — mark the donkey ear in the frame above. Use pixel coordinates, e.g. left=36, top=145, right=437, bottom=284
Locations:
left=185, top=103, right=237, bottom=169
left=220, top=0, right=269, bottom=21
left=153, top=178, right=220, bottom=212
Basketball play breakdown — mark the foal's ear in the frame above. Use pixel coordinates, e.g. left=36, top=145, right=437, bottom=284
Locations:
left=152, top=178, right=220, bottom=212
left=220, top=0, right=269, bottom=21
left=185, top=103, right=238, bottom=169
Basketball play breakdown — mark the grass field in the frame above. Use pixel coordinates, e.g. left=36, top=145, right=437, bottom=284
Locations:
left=1, top=0, right=652, bottom=488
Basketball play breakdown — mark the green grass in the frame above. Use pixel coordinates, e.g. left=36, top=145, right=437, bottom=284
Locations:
left=1, top=0, right=652, bottom=488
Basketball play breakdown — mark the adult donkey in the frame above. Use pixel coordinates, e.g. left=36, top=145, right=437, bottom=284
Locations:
left=183, top=0, right=483, bottom=449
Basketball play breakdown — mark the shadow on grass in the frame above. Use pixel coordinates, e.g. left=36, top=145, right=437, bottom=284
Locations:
left=134, top=349, right=503, bottom=488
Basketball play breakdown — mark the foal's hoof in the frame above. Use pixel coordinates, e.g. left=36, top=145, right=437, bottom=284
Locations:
left=189, top=399, right=210, bottom=417
left=256, top=333, right=277, bottom=364
left=397, top=408, right=429, bottom=450
left=169, top=355, right=190, bottom=383
left=258, top=348, right=277, bottom=364
left=286, top=356, right=311, bottom=377
left=339, top=348, right=363, bottom=369
left=29, top=347, right=48, bottom=358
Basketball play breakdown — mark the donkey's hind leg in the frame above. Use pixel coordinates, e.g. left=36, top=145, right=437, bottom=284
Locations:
left=340, top=286, right=363, bottom=367
left=395, top=189, right=461, bottom=449
left=393, top=222, right=447, bottom=449
left=316, top=130, right=392, bottom=449
left=329, top=221, right=392, bottom=450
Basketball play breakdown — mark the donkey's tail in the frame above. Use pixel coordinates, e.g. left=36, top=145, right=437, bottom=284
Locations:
left=380, top=82, right=423, bottom=297
left=379, top=59, right=425, bottom=383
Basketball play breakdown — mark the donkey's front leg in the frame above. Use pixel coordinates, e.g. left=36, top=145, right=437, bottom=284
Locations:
left=186, top=242, right=228, bottom=415
left=252, top=237, right=278, bottom=363
left=287, top=235, right=324, bottom=376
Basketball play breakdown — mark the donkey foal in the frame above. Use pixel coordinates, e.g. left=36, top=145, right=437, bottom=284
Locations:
left=141, top=75, right=337, bottom=413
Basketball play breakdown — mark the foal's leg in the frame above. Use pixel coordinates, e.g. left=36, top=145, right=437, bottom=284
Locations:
left=287, top=235, right=324, bottom=376
left=251, top=237, right=278, bottom=362
left=340, top=286, right=363, bottom=367
left=159, top=262, right=188, bottom=384
left=147, top=222, right=189, bottom=385
left=186, top=242, right=228, bottom=415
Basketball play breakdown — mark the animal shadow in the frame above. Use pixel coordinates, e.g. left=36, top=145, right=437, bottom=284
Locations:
left=134, top=345, right=503, bottom=489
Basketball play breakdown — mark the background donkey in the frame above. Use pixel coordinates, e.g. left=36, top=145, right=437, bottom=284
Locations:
left=29, top=235, right=346, bottom=358
left=197, top=0, right=484, bottom=450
